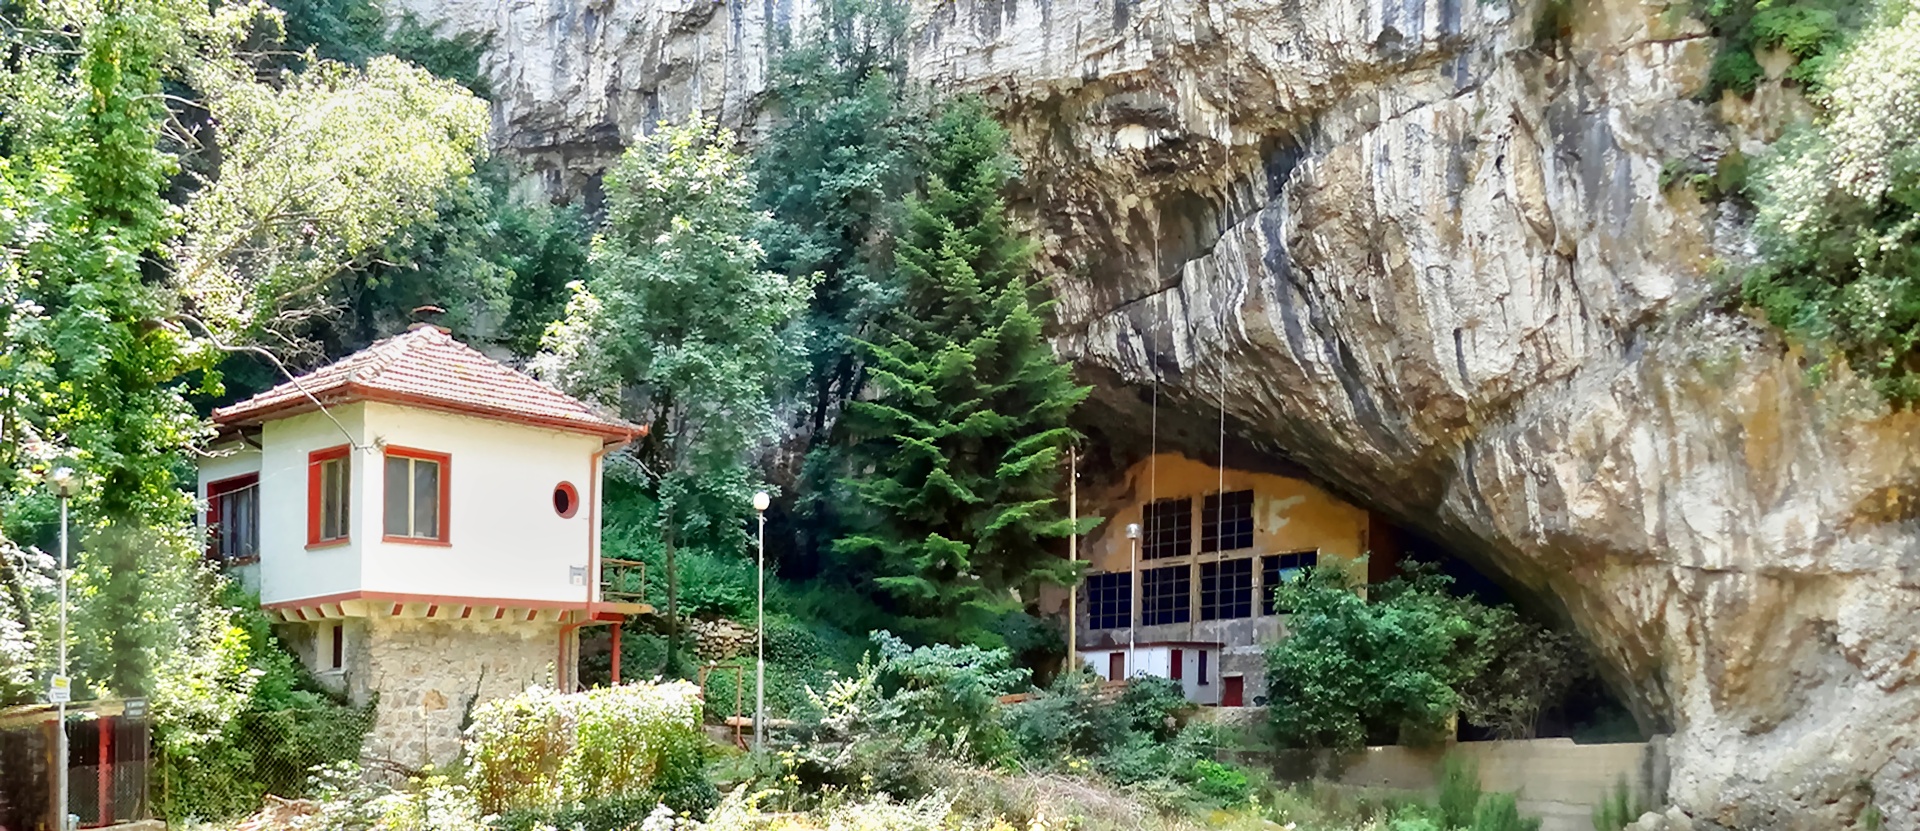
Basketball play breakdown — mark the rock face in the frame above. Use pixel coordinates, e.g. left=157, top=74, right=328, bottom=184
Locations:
left=390, top=0, right=1920, bottom=825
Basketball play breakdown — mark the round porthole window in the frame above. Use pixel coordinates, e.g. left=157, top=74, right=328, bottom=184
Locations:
left=553, top=482, right=580, bottom=518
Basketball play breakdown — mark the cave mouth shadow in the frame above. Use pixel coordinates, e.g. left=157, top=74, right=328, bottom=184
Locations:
left=1396, top=536, right=1643, bottom=745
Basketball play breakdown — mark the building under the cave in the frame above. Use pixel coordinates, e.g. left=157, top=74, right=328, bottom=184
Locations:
left=1068, top=453, right=1400, bottom=706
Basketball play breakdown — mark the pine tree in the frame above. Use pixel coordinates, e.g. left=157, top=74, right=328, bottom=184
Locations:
left=835, top=99, right=1089, bottom=644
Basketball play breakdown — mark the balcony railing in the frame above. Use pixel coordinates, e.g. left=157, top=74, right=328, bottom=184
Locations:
left=601, top=557, right=647, bottom=605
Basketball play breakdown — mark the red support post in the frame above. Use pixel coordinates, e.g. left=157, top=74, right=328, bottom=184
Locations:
left=610, top=623, right=623, bottom=686
left=97, top=715, right=113, bottom=826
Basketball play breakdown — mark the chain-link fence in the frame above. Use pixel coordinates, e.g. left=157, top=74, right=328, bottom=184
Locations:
left=152, top=700, right=375, bottom=824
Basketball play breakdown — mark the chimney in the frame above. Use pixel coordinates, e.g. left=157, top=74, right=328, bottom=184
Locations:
left=409, top=305, right=449, bottom=332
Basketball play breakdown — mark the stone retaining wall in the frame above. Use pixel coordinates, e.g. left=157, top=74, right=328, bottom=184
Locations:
left=359, top=617, right=563, bottom=768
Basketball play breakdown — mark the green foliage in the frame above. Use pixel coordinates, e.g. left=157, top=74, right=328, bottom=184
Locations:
left=275, top=0, right=494, bottom=96
left=1266, top=565, right=1587, bottom=750
left=1264, top=567, right=1478, bottom=749
left=1187, top=759, right=1252, bottom=806
left=1002, top=670, right=1125, bottom=762
left=834, top=98, right=1091, bottom=643
left=753, top=0, right=931, bottom=564
left=1590, top=777, right=1646, bottom=831
left=1471, top=794, right=1542, bottom=831
left=466, top=681, right=712, bottom=814
left=1697, top=0, right=1861, bottom=98
left=539, top=117, right=808, bottom=667
left=1438, top=755, right=1484, bottom=830
left=1742, top=3, right=1920, bottom=402
left=1454, top=608, right=1587, bottom=740
left=176, top=54, right=489, bottom=346
left=1115, top=674, right=1192, bottom=740
left=154, top=593, right=372, bottom=821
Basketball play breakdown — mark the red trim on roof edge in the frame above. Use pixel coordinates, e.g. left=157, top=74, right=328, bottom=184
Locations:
left=217, top=383, right=642, bottom=442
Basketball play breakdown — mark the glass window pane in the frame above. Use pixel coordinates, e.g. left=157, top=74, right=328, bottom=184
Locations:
left=413, top=460, right=440, bottom=538
left=385, top=456, right=411, bottom=537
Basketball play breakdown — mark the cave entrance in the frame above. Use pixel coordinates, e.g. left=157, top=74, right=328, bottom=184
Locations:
left=1063, top=429, right=1638, bottom=742
left=1391, top=533, right=1642, bottom=745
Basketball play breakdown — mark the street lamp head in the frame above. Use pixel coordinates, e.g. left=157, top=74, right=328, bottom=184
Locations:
left=752, top=491, right=771, bottom=513
left=1126, top=522, right=1140, bottom=539
left=48, top=467, right=76, bottom=499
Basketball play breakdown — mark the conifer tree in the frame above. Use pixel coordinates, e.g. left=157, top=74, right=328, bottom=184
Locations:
left=835, top=99, right=1090, bottom=644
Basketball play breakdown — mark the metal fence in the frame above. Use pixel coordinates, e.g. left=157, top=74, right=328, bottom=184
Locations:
left=150, top=701, right=375, bottom=824
left=0, top=706, right=151, bottom=831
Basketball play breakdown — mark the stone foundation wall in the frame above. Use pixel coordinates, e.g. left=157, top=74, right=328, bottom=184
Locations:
left=359, top=617, right=564, bottom=768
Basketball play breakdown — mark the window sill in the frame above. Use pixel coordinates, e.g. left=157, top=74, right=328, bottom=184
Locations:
left=306, top=538, right=351, bottom=551
left=383, top=535, right=451, bottom=547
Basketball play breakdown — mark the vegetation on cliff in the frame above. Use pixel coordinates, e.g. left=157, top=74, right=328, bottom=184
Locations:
left=1742, top=0, right=1920, bottom=402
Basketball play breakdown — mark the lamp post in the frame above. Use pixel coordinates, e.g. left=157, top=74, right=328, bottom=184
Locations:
left=751, top=490, right=770, bottom=753
left=48, top=467, right=75, bottom=831
left=1125, top=521, right=1140, bottom=680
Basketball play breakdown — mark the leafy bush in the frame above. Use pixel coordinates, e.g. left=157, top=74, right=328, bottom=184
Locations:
left=290, top=762, right=484, bottom=831
left=1471, top=793, right=1542, bottom=831
left=1743, top=3, right=1920, bottom=402
left=1115, top=675, right=1191, bottom=740
left=1002, top=670, right=1125, bottom=764
left=1438, top=755, right=1484, bottom=829
left=153, top=595, right=371, bottom=822
left=466, top=682, right=712, bottom=814
left=1265, top=566, right=1487, bottom=749
left=868, top=631, right=1028, bottom=762
left=1186, top=759, right=1251, bottom=806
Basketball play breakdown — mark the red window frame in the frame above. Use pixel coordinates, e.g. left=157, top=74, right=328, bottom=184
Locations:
left=307, top=445, right=351, bottom=548
left=381, top=445, right=451, bottom=546
left=205, top=473, right=260, bottom=564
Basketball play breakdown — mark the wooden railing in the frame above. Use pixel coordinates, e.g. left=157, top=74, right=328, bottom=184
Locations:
left=601, top=557, right=647, bottom=605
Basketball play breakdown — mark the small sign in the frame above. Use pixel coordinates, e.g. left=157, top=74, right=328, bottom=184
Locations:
left=123, top=697, right=148, bottom=719
left=48, top=675, right=70, bottom=704
left=569, top=566, right=587, bottom=586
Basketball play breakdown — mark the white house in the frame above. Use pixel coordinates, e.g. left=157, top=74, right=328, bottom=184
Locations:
left=200, top=324, right=648, bottom=766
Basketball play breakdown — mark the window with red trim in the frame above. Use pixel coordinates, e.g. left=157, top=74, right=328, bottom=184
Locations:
left=308, top=446, right=351, bottom=547
left=383, top=446, right=449, bottom=543
left=206, top=474, right=259, bottom=564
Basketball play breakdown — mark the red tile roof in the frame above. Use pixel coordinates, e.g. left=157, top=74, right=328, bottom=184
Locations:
left=212, top=325, right=642, bottom=441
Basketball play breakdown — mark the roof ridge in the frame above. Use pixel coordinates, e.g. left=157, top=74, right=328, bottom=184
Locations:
left=348, top=325, right=444, bottom=387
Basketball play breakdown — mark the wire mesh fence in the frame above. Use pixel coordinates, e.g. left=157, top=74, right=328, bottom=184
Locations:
left=152, top=701, right=375, bottom=824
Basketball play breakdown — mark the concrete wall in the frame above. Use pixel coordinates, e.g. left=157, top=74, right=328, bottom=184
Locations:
left=225, top=400, right=609, bottom=607
left=257, top=405, right=372, bottom=606
left=1065, top=453, right=1385, bottom=703
left=359, top=402, right=604, bottom=604
left=1314, top=738, right=1667, bottom=831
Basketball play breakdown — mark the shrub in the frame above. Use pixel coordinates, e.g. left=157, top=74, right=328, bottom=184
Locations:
left=466, top=681, right=710, bottom=814
left=1115, top=675, right=1191, bottom=740
left=1265, top=566, right=1484, bottom=750
left=868, top=631, right=1027, bottom=762
left=1002, top=669, right=1124, bottom=764
left=1471, top=793, right=1542, bottom=831
left=1438, top=755, right=1483, bottom=829
left=1186, top=759, right=1251, bottom=806
left=1742, top=2, right=1920, bottom=402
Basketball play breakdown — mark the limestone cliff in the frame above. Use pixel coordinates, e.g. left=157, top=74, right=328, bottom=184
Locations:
left=385, top=0, right=1920, bottom=825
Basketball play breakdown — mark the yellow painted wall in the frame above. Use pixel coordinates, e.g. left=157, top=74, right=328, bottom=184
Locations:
left=1077, top=452, right=1373, bottom=577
